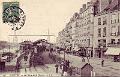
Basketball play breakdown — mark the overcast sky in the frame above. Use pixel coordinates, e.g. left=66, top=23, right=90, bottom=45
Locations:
left=0, top=0, right=90, bottom=43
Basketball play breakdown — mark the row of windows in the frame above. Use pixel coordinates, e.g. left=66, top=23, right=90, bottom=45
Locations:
left=98, top=39, right=106, bottom=47
left=77, top=32, right=90, bottom=37
left=79, top=7, right=94, bottom=18
left=98, top=27, right=106, bottom=37
left=76, top=39, right=90, bottom=43
left=111, top=19, right=119, bottom=24
left=98, top=13, right=120, bottom=25
left=97, top=39, right=120, bottom=47
left=79, top=20, right=91, bottom=28
left=98, top=17, right=107, bottom=25
left=111, top=39, right=120, bottom=44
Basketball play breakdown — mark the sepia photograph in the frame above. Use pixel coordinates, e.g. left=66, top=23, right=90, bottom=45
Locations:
left=0, top=0, right=120, bottom=77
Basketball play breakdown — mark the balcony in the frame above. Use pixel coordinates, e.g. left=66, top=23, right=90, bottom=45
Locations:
left=111, top=32, right=120, bottom=36
left=107, top=43, right=120, bottom=47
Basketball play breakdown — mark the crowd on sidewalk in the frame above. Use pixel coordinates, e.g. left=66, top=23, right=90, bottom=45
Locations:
left=55, top=59, right=73, bottom=76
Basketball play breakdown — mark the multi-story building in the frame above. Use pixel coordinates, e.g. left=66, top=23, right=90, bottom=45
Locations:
left=57, top=21, right=73, bottom=49
left=78, top=2, right=94, bottom=47
left=72, top=2, right=95, bottom=57
left=70, top=13, right=79, bottom=50
left=93, top=0, right=120, bottom=58
left=94, top=11, right=110, bottom=58
left=57, top=0, right=120, bottom=59
left=57, top=30, right=66, bottom=48
left=57, top=1, right=95, bottom=56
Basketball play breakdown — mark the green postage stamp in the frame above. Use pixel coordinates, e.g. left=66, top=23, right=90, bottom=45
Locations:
left=2, top=2, right=19, bottom=23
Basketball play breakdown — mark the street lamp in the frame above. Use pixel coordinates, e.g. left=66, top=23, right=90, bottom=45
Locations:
left=63, top=43, right=66, bottom=61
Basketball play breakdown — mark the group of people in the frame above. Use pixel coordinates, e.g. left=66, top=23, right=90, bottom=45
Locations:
left=55, top=60, right=73, bottom=76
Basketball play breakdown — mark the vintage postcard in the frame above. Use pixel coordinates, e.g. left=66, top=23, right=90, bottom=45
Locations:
left=0, top=0, right=120, bottom=77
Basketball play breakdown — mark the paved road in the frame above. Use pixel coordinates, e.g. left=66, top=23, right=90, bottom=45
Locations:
left=19, top=64, right=61, bottom=76
left=0, top=64, right=62, bottom=77
left=59, top=53, right=120, bottom=76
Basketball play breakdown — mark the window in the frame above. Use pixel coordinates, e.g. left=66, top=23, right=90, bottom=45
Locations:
left=111, top=27, right=117, bottom=36
left=111, top=14, right=117, bottom=24
left=98, top=40, right=101, bottom=48
left=118, top=26, right=120, bottom=35
left=117, top=39, right=120, bottom=44
left=98, top=28, right=101, bottom=37
left=88, top=39, right=90, bottom=46
left=103, top=39, right=106, bottom=47
left=111, top=39, right=115, bottom=44
left=111, top=20, right=112, bottom=24
left=103, top=27, right=106, bottom=37
left=98, top=18, right=101, bottom=25
left=103, top=17, right=107, bottom=25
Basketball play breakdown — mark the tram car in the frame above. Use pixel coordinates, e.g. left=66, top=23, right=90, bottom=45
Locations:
left=19, top=39, right=50, bottom=66
left=19, top=41, right=33, bottom=54
left=33, top=39, right=47, bottom=53
left=30, top=39, right=48, bottom=65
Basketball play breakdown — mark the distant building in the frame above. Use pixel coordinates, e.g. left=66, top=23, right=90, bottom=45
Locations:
left=77, top=2, right=94, bottom=48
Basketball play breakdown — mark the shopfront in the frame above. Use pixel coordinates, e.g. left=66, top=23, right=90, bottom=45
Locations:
left=94, top=48, right=107, bottom=58
left=105, top=47, right=120, bottom=62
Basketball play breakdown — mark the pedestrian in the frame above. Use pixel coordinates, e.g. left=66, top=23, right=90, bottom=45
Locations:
left=55, top=64, right=59, bottom=73
left=63, top=71, right=68, bottom=76
left=101, top=59, right=104, bottom=67
left=16, top=60, right=21, bottom=72
left=64, top=60, right=68, bottom=71
left=86, top=53, right=90, bottom=63
left=24, top=55, right=28, bottom=61
left=82, top=57, right=85, bottom=62
left=58, top=60, right=61, bottom=67
left=61, top=64, right=65, bottom=76
left=60, top=60, right=64, bottom=69
left=68, top=66, right=73, bottom=76
left=29, top=58, right=32, bottom=67
left=67, top=60, right=70, bottom=68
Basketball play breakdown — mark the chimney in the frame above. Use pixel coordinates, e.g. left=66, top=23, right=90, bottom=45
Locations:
left=80, top=8, right=83, bottom=13
left=83, top=4, right=86, bottom=10
left=87, top=2, right=91, bottom=7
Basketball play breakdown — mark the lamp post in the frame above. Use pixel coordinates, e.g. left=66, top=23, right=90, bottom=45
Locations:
left=64, top=49, right=66, bottom=61
left=63, top=43, right=66, bottom=61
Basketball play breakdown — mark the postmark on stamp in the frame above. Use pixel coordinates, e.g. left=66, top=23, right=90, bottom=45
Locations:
left=2, top=2, right=26, bottom=31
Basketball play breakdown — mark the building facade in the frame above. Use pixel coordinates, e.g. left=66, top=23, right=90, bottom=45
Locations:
left=93, top=0, right=120, bottom=58
left=57, top=0, right=120, bottom=58
left=77, top=2, right=94, bottom=48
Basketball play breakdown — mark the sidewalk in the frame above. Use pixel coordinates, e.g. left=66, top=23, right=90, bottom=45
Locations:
left=59, top=54, right=120, bottom=76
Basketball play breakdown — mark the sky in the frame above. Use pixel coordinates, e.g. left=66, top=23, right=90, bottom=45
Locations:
left=0, top=0, right=90, bottom=43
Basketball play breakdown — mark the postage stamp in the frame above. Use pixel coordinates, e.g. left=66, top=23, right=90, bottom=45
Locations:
left=2, top=2, right=19, bottom=23
left=2, top=2, right=26, bottom=31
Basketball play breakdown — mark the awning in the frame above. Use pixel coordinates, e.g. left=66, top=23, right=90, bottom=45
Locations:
left=105, top=47, right=120, bottom=55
